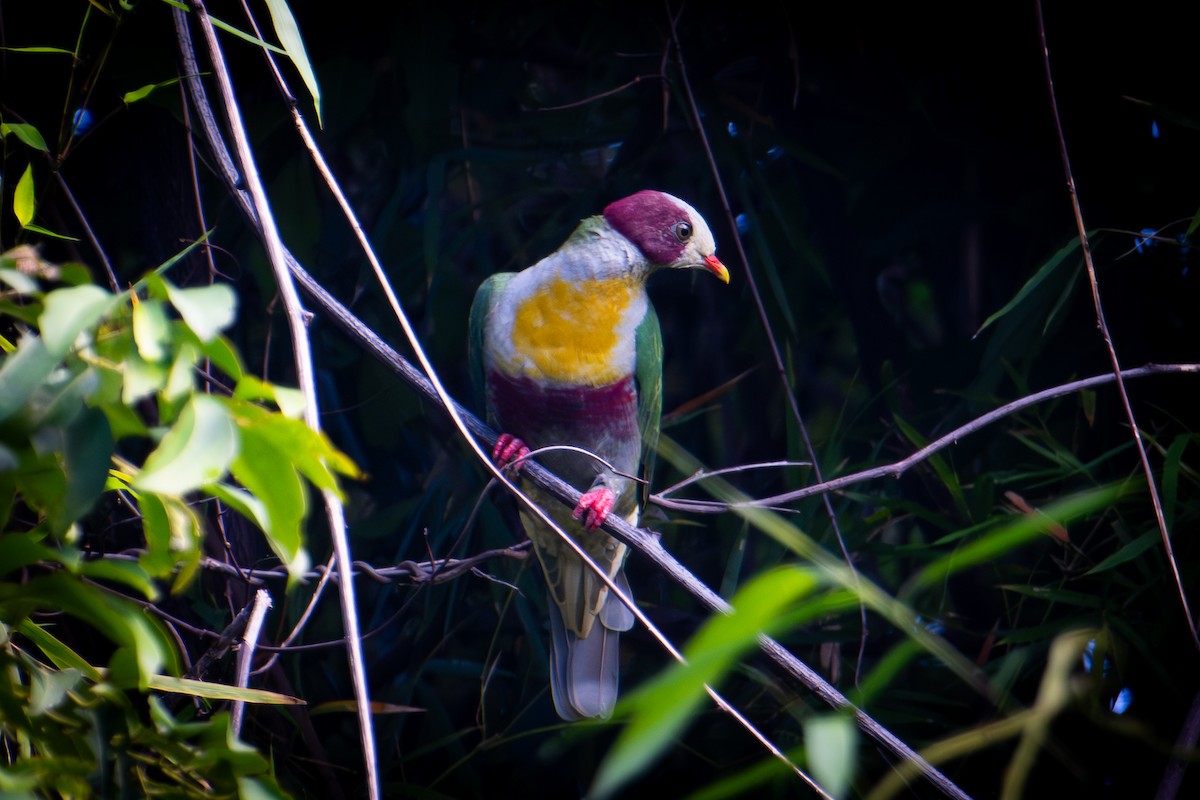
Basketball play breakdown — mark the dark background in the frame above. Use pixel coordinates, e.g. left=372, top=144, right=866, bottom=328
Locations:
left=3, top=2, right=1199, bottom=797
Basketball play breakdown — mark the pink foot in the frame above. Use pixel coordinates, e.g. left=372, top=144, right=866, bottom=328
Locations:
left=573, top=487, right=615, bottom=531
left=492, top=433, right=530, bottom=471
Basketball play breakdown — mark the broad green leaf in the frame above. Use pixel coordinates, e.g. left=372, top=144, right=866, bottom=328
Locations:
left=264, top=0, right=322, bottom=125
left=39, top=284, right=115, bottom=357
left=78, top=557, right=158, bottom=601
left=164, top=282, right=237, bottom=342
left=591, top=568, right=819, bottom=799
left=0, top=533, right=56, bottom=576
left=229, top=422, right=309, bottom=575
left=205, top=482, right=271, bottom=538
left=1, top=122, right=49, bottom=151
left=0, top=575, right=172, bottom=686
left=59, top=407, right=113, bottom=531
left=14, top=163, right=35, bottom=227
left=804, top=713, right=857, bottom=800
left=29, top=666, right=84, bottom=715
left=122, top=352, right=167, bottom=405
left=226, top=400, right=359, bottom=490
left=132, top=298, right=171, bottom=362
left=0, top=334, right=58, bottom=423
left=164, top=340, right=198, bottom=403
left=233, top=375, right=307, bottom=418
left=197, top=334, right=245, bottom=381
left=134, top=395, right=239, bottom=494
left=36, top=364, right=99, bottom=428
left=0, top=267, right=40, bottom=294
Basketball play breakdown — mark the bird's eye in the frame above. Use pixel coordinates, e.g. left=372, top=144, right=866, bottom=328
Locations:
left=674, top=221, right=693, bottom=242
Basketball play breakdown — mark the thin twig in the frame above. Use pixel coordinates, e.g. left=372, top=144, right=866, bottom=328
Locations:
left=1033, top=0, right=1198, bottom=651
left=231, top=589, right=272, bottom=736
left=666, top=0, right=871, bottom=682
left=177, top=7, right=378, bottom=796
left=652, top=364, right=1200, bottom=513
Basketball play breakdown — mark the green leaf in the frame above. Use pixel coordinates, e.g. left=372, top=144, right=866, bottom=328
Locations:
left=1, top=122, right=49, bottom=151
left=16, top=620, right=104, bottom=682
left=233, top=375, right=308, bottom=418
left=39, top=284, right=115, bottom=357
left=591, top=568, right=819, bottom=799
left=132, top=298, right=171, bottom=362
left=229, top=422, right=309, bottom=575
left=122, top=352, right=167, bottom=405
left=133, top=395, right=239, bottom=494
left=147, top=674, right=304, bottom=705
left=910, top=483, right=1127, bottom=592
left=14, top=163, right=35, bottom=228
left=1, top=122, right=48, bottom=151
left=21, top=222, right=80, bottom=241
left=0, top=266, right=40, bottom=294
left=1083, top=532, right=1160, bottom=576
left=226, top=400, right=360, bottom=490
left=804, top=713, right=857, bottom=799
left=122, top=78, right=184, bottom=105
left=264, top=0, right=322, bottom=124
left=164, top=282, right=237, bottom=342
left=29, top=666, right=85, bottom=716
left=975, top=237, right=1081, bottom=337
left=0, top=334, right=59, bottom=423
left=0, top=533, right=57, bottom=577
left=59, top=407, right=113, bottom=530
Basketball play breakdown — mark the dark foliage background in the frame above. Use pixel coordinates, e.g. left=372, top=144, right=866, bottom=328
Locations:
left=3, top=1, right=1199, bottom=797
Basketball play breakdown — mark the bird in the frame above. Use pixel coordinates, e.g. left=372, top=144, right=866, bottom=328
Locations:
left=468, top=190, right=729, bottom=720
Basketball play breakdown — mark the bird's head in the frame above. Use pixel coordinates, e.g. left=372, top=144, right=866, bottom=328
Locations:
left=603, top=190, right=730, bottom=283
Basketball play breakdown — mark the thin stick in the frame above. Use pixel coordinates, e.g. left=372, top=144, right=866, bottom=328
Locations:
left=666, top=1, right=871, bottom=682
left=1033, top=0, right=1198, bottom=650
left=652, top=364, right=1200, bottom=513
left=231, top=589, right=272, bottom=735
left=178, top=7, right=379, bottom=796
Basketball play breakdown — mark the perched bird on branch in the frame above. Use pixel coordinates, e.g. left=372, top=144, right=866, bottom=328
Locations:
left=469, top=190, right=729, bottom=719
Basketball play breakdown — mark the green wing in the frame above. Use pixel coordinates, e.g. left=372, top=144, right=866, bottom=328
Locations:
left=633, top=302, right=663, bottom=509
left=467, top=272, right=514, bottom=419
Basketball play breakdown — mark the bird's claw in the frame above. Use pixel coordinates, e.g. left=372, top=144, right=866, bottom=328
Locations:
left=573, top=487, right=615, bottom=531
left=492, top=433, right=530, bottom=471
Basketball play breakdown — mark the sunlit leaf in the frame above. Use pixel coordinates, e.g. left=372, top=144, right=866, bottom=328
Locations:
left=133, top=395, right=239, bottom=494
left=14, top=163, right=35, bottom=228
left=39, top=284, right=115, bottom=357
left=164, top=281, right=237, bottom=342
left=0, top=334, right=58, bottom=423
left=148, top=674, right=305, bottom=705
left=229, top=421, right=309, bottom=575
left=804, top=713, right=857, bottom=800
left=29, top=666, right=84, bottom=716
left=132, top=298, right=171, bottom=362
left=264, top=0, right=322, bottom=125
left=591, top=568, right=819, bottom=799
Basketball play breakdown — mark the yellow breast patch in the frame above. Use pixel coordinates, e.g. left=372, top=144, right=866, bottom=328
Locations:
left=509, top=276, right=640, bottom=385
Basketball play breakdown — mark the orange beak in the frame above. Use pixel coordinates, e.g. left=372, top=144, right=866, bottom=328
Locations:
left=704, top=254, right=730, bottom=284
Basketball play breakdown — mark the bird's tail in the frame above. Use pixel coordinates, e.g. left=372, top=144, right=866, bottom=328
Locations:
left=546, top=570, right=633, bottom=720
